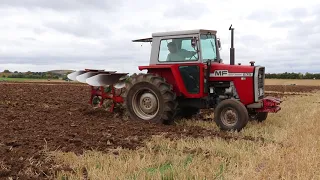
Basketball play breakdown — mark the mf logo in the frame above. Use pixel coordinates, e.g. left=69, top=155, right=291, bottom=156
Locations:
left=214, top=70, right=228, bottom=76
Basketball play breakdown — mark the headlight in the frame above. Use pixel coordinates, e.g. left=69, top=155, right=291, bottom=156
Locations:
left=258, top=88, right=264, bottom=96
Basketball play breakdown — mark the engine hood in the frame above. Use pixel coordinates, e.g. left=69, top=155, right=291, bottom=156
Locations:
left=209, top=63, right=255, bottom=78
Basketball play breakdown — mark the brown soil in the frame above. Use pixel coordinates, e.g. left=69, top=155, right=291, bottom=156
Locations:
left=264, top=85, right=320, bottom=98
left=0, top=83, right=311, bottom=179
left=265, top=85, right=320, bottom=93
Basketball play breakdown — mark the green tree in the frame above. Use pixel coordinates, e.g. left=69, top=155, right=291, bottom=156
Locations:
left=26, top=71, right=32, bottom=75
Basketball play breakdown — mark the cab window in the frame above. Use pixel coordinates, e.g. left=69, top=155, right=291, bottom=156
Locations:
left=158, top=37, right=198, bottom=62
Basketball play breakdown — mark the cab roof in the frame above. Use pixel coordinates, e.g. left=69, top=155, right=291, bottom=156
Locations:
left=152, top=29, right=217, bottom=37
left=132, top=29, right=217, bottom=42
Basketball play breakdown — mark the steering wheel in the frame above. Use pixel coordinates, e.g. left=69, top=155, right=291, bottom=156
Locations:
left=188, top=52, right=197, bottom=60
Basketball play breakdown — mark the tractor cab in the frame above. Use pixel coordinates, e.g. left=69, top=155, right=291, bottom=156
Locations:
left=133, top=29, right=222, bottom=64
left=133, top=29, right=223, bottom=95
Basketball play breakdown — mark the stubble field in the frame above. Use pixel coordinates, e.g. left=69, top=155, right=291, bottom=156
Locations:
left=0, top=81, right=320, bottom=179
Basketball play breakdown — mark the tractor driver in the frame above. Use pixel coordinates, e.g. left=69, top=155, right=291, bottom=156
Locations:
left=166, top=42, right=197, bottom=61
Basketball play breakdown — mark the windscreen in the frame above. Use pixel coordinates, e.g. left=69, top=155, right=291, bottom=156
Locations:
left=200, top=34, right=217, bottom=62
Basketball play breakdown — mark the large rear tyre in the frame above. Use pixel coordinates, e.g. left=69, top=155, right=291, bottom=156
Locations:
left=214, top=99, right=249, bottom=131
left=122, top=73, right=177, bottom=124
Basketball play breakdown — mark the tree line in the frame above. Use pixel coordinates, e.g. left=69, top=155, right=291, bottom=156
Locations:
left=2, top=70, right=66, bottom=80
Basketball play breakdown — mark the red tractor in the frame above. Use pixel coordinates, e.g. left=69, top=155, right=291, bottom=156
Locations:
left=68, top=25, right=281, bottom=131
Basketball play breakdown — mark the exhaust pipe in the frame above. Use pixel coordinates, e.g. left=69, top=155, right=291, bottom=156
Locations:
left=229, top=24, right=235, bottom=65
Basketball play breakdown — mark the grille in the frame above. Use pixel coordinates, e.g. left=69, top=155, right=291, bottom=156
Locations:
left=257, top=67, right=265, bottom=99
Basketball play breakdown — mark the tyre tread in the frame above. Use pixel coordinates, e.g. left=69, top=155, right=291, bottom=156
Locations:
left=122, top=73, right=177, bottom=124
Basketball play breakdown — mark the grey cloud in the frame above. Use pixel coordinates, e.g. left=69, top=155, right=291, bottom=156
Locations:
left=0, top=55, right=134, bottom=65
left=33, top=28, right=47, bottom=35
left=164, top=1, right=209, bottom=20
left=1, top=1, right=320, bottom=74
left=289, top=8, right=308, bottom=18
left=280, top=13, right=319, bottom=42
left=121, top=23, right=160, bottom=38
left=0, top=56, right=76, bottom=65
left=259, top=59, right=317, bottom=73
left=288, top=26, right=313, bottom=37
left=259, top=31, right=320, bottom=72
left=264, top=64, right=320, bottom=73
left=262, top=58, right=311, bottom=66
left=261, top=42, right=314, bottom=64
left=311, top=4, right=320, bottom=15
left=247, top=10, right=277, bottom=22
left=21, top=37, right=37, bottom=41
left=239, top=35, right=264, bottom=46
left=121, top=22, right=176, bottom=38
left=270, top=20, right=302, bottom=28
left=308, top=34, right=320, bottom=47
left=275, top=42, right=308, bottom=52
left=220, top=19, right=320, bottom=73
left=0, top=33, right=149, bottom=71
left=286, top=17, right=320, bottom=38
left=0, top=0, right=123, bottom=12
left=44, top=15, right=112, bottom=38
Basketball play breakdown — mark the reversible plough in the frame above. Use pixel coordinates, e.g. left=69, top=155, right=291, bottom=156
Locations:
left=68, top=69, right=128, bottom=112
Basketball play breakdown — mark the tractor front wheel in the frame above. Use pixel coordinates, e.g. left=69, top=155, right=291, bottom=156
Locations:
left=214, top=99, right=249, bottom=131
left=122, top=73, right=177, bottom=124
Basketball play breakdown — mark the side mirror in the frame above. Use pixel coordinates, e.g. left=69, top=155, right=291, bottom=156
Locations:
left=191, top=37, right=197, bottom=48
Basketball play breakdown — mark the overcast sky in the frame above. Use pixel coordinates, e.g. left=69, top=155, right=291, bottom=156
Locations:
left=0, top=0, right=319, bottom=73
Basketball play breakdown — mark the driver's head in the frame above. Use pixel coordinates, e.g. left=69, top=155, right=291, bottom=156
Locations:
left=167, top=42, right=177, bottom=53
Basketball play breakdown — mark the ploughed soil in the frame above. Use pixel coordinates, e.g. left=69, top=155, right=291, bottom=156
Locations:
left=0, top=82, right=318, bottom=179
left=264, top=85, right=320, bottom=98
left=265, top=85, right=320, bottom=93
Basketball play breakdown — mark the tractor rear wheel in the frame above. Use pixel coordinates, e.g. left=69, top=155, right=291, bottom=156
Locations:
left=214, top=99, right=249, bottom=131
left=122, top=73, right=177, bottom=124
